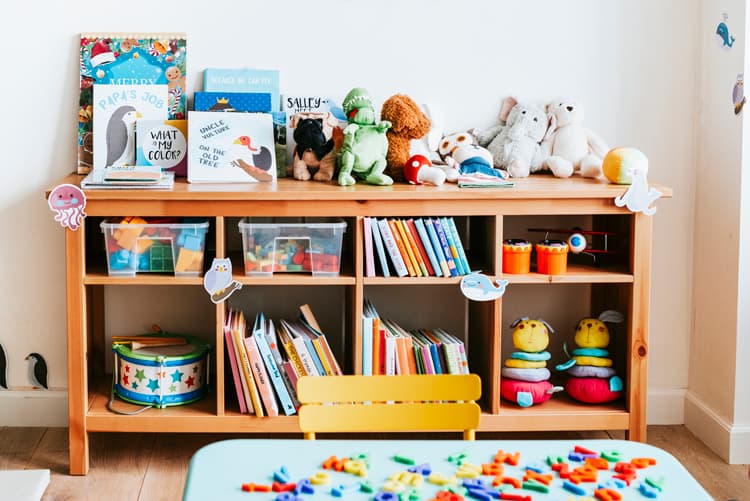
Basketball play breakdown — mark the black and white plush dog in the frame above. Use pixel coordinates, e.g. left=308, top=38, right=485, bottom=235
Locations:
left=290, top=112, right=338, bottom=181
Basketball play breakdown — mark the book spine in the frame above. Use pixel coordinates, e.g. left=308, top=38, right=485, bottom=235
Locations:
left=424, top=218, right=450, bottom=276
left=311, top=338, right=334, bottom=376
left=372, top=317, right=382, bottom=375
left=388, top=220, right=416, bottom=276
left=244, top=334, right=279, bottom=416
left=318, top=335, right=343, bottom=376
left=433, top=219, right=458, bottom=277
left=233, top=327, right=264, bottom=416
left=293, top=336, right=320, bottom=376
left=440, top=218, right=465, bottom=275
left=414, top=219, right=441, bottom=277
left=403, top=219, right=430, bottom=276
left=384, top=334, right=396, bottom=375
left=254, top=330, right=296, bottom=415
left=362, top=317, right=373, bottom=375
left=304, top=337, right=326, bottom=376
left=370, top=216, right=390, bottom=277
left=395, top=337, right=411, bottom=375
left=394, top=219, right=422, bottom=276
left=447, top=217, right=471, bottom=275
left=224, top=327, right=249, bottom=414
left=377, top=325, right=387, bottom=375
left=363, top=217, right=375, bottom=277
left=377, top=219, right=408, bottom=277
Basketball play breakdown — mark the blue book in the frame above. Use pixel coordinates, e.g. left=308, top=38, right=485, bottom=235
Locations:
left=440, top=218, right=466, bottom=275
left=194, top=92, right=272, bottom=113
left=253, top=316, right=296, bottom=416
left=424, top=218, right=450, bottom=277
left=203, top=68, right=280, bottom=111
left=370, top=217, right=390, bottom=277
left=433, top=219, right=458, bottom=277
left=414, top=219, right=442, bottom=277
left=446, top=217, right=471, bottom=274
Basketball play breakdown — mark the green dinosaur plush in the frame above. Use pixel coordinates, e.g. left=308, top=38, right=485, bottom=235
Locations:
left=338, top=87, right=393, bottom=186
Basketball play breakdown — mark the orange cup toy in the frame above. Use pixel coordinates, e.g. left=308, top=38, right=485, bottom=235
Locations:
left=502, top=239, right=532, bottom=274
left=536, top=239, right=569, bottom=275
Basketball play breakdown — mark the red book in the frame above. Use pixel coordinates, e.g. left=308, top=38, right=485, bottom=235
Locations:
left=406, top=219, right=435, bottom=276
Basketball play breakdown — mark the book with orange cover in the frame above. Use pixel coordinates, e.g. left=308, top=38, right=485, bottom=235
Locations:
left=393, top=219, right=422, bottom=276
left=231, top=310, right=264, bottom=416
left=387, top=219, right=416, bottom=276
left=406, top=218, right=435, bottom=276
left=372, top=316, right=382, bottom=375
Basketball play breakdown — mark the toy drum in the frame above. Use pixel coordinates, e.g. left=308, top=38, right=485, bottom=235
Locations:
left=112, top=334, right=211, bottom=408
left=502, top=239, right=532, bottom=274
left=536, top=239, right=569, bottom=275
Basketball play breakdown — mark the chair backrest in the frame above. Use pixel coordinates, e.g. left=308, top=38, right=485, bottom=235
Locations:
left=297, top=374, right=481, bottom=440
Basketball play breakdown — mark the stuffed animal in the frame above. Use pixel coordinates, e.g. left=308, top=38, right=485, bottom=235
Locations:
left=338, top=87, right=393, bottom=186
left=289, top=112, right=339, bottom=182
left=437, top=130, right=507, bottom=182
left=500, top=317, right=562, bottom=407
left=555, top=310, right=624, bottom=403
left=542, top=98, right=609, bottom=178
left=381, top=94, right=432, bottom=183
left=477, top=97, right=552, bottom=178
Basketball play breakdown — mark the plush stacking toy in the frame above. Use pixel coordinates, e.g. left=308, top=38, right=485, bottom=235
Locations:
left=501, top=317, right=562, bottom=407
left=556, top=310, right=625, bottom=403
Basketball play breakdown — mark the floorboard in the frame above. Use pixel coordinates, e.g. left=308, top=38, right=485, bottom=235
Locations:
left=0, top=427, right=45, bottom=470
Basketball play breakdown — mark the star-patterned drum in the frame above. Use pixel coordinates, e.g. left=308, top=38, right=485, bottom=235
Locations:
left=112, top=334, right=211, bottom=408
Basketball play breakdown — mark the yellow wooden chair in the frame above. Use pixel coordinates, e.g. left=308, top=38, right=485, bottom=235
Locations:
left=297, top=374, right=481, bottom=440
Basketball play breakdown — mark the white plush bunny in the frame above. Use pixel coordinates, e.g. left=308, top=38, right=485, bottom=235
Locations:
left=542, top=98, right=609, bottom=178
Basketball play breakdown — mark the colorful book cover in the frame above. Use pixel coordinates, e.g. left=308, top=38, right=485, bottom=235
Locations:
left=203, top=68, right=280, bottom=111
left=135, top=119, right=187, bottom=176
left=401, top=219, right=429, bottom=276
left=440, top=218, right=466, bottom=275
left=92, top=84, right=169, bottom=170
left=376, top=219, right=408, bottom=277
left=406, top=219, right=435, bottom=276
left=277, top=322, right=307, bottom=378
left=281, top=95, right=347, bottom=168
left=223, top=310, right=249, bottom=414
left=244, top=328, right=279, bottom=417
left=78, top=33, right=187, bottom=174
left=393, top=220, right=422, bottom=277
left=188, top=111, right=276, bottom=183
left=231, top=311, right=264, bottom=416
left=194, top=92, right=272, bottom=113
left=447, top=217, right=472, bottom=275
left=414, top=219, right=442, bottom=277
left=424, top=218, right=450, bottom=277
left=370, top=217, right=390, bottom=277
left=432, top=218, right=458, bottom=277
left=386, top=220, right=415, bottom=277
left=264, top=319, right=300, bottom=408
left=253, top=316, right=296, bottom=416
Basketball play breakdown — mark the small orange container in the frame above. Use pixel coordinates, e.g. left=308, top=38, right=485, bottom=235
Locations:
left=536, top=239, right=569, bottom=275
left=502, top=239, right=532, bottom=274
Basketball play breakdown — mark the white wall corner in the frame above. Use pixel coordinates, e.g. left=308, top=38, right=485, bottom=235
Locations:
left=683, top=390, right=749, bottom=463
left=647, top=387, right=686, bottom=424
left=0, top=390, right=68, bottom=427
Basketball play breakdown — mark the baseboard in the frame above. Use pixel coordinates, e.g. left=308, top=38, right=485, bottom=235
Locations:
left=647, top=388, right=685, bottom=424
left=728, top=424, right=750, bottom=464
left=0, top=390, right=68, bottom=427
left=684, top=390, right=750, bottom=464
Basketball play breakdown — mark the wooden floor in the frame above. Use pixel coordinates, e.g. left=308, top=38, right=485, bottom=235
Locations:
left=0, top=426, right=747, bottom=500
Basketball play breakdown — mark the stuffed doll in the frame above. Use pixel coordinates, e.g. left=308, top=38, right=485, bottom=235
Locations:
left=477, top=97, right=552, bottom=178
left=500, top=317, right=562, bottom=407
left=338, top=87, right=393, bottom=186
left=289, top=111, right=339, bottom=182
left=437, top=130, right=508, bottom=182
left=555, top=310, right=624, bottom=403
left=542, top=98, right=609, bottom=178
left=381, top=94, right=433, bottom=183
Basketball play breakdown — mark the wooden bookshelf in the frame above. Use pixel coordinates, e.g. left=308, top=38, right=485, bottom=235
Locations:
left=54, top=175, right=671, bottom=474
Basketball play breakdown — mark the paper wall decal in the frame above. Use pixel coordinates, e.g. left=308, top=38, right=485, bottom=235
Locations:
left=48, top=184, right=87, bottom=230
left=204, top=258, right=242, bottom=303
left=25, top=352, right=48, bottom=390
left=460, top=272, right=508, bottom=301
left=733, top=74, right=746, bottom=115
left=716, top=13, right=735, bottom=48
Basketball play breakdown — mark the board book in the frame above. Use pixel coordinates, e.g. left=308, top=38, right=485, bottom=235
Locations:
left=135, top=119, right=188, bottom=176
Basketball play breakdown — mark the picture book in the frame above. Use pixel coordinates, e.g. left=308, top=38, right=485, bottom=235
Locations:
left=364, top=218, right=375, bottom=277
left=203, top=68, right=280, bottom=111
left=253, top=314, right=296, bottom=416
left=135, top=119, right=188, bottom=176
left=223, top=310, right=249, bottom=414
left=423, top=218, right=450, bottom=277
left=441, top=217, right=466, bottom=275
left=388, top=220, right=416, bottom=277
left=393, top=220, right=421, bottom=277
left=78, top=33, right=187, bottom=174
left=194, top=92, right=272, bottom=113
left=405, top=219, right=434, bottom=276
left=281, top=95, right=347, bottom=168
left=277, top=322, right=307, bottom=378
left=188, top=111, right=276, bottom=183
left=244, top=324, right=279, bottom=417
left=432, top=218, right=458, bottom=277
left=414, top=219, right=442, bottom=277
left=264, top=319, right=300, bottom=409
left=92, top=84, right=169, bottom=170
left=447, top=217, right=472, bottom=274
left=231, top=309, right=264, bottom=416
left=362, top=315, right=373, bottom=376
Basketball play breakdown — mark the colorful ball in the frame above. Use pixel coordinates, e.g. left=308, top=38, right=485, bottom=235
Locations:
left=602, top=147, right=648, bottom=185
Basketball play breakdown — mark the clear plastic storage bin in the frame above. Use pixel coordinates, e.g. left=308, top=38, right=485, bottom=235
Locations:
left=238, top=218, right=347, bottom=276
left=101, top=217, right=209, bottom=277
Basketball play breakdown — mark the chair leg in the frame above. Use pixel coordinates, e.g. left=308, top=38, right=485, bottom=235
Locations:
left=464, top=429, right=475, bottom=441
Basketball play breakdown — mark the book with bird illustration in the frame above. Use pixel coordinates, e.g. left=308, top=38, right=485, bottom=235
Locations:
left=188, top=111, right=277, bottom=183
left=92, top=84, right=169, bottom=171
left=78, top=33, right=187, bottom=174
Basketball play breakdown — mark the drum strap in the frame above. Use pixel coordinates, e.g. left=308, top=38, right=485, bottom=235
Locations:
left=107, top=352, right=152, bottom=415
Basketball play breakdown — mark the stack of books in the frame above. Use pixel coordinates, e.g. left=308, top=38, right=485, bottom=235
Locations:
left=224, top=304, right=341, bottom=416
left=363, top=217, right=471, bottom=278
left=362, top=299, right=469, bottom=376
left=80, top=166, right=175, bottom=190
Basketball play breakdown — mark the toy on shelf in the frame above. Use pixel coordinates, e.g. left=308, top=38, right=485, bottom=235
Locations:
left=502, top=239, right=532, bottom=274
left=535, top=239, right=569, bottom=275
left=528, top=227, right=616, bottom=267
left=604, top=147, right=663, bottom=215
left=437, top=130, right=509, bottom=183
left=501, top=317, right=562, bottom=407
left=337, top=87, right=393, bottom=186
left=289, top=112, right=339, bottom=182
left=542, top=98, right=609, bottom=178
left=477, top=96, right=552, bottom=178
left=556, top=310, right=625, bottom=403
left=403, top=154, right=446, bottom=185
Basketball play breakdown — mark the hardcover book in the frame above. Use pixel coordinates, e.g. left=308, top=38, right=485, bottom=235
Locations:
left=188, top=111, right=276, bottom=183
left=92, top=84, right=169, bottom=170
left=194, top=92, right=272, bottom=113
left=203, top=68, right=280, bottom=111
left=135, top=119, right=188, bottom=176
left=78, top=33, right=187, bottom=174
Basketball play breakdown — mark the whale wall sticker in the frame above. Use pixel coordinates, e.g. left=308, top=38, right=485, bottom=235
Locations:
left=460, top=272, right=509, bottom=301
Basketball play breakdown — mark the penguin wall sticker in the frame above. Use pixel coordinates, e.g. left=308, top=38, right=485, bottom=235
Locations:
left=26, top=353, right=48, bottom=390
left=0, top=344, right=7, bottom=390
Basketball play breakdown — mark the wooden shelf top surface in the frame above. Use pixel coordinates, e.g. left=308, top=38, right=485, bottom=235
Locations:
left=52, top=174, right=673, bottom=202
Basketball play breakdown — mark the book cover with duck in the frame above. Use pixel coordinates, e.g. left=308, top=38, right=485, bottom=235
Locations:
left=92, top=84, right=168, bottom=171
left=187, top=111, right=276, bottom=183
left=78, top=33, right=187, bottom=174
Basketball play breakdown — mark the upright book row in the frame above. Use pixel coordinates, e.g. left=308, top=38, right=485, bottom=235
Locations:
left=224, top=304, right=341, bottom=416
left=364, top=217, right=472, bottom=278
left=361, top=300, right=469, bottom=376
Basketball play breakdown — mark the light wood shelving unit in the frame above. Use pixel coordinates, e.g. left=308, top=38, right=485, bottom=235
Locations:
left=54, top=174, right=671, bottom=475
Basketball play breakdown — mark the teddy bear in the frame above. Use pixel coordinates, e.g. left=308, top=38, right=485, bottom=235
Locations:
left=380, top=94, right=432, bottom=183
left=288, top=111, right=339, bottom=182
left=477, top=97, right=552, bottom=178
left=542, top=98, right=609, bottom=178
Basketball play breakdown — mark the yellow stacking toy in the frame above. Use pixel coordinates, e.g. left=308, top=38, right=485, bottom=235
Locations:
left=602, top=147, right=648, bottom=185
left=500, top=317, right=562, bottom=407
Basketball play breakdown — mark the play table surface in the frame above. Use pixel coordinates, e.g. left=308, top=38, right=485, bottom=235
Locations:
left=182, top=438, right=710, bottom=500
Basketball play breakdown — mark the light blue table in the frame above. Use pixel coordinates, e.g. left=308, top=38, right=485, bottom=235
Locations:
left=183, top=439, right=711, bottom=500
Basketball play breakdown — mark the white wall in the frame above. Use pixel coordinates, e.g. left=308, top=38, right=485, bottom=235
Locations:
left=0, top=1, right=699, bottom=426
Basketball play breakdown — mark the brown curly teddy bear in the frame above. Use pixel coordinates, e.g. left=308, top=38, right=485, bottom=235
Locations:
left=380, top=94, right=431, bottom=182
